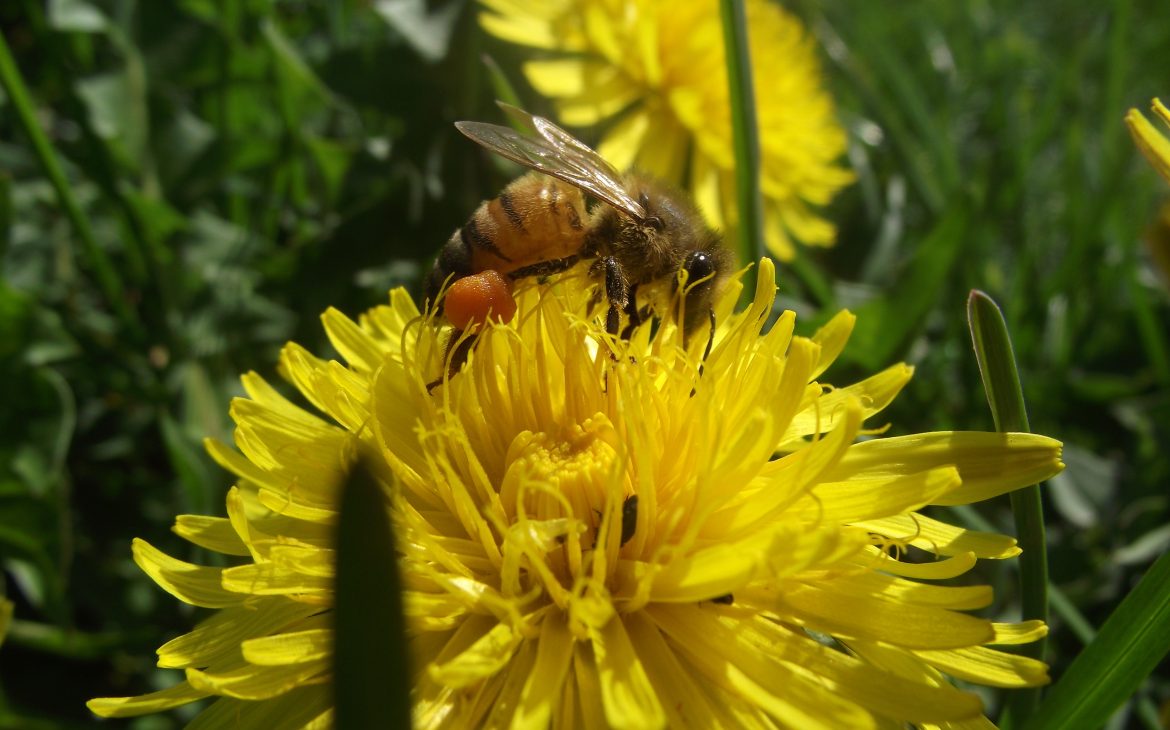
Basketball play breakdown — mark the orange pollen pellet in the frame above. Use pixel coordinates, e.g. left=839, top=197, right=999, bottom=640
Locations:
left=444, top=271, right=518, bottom=330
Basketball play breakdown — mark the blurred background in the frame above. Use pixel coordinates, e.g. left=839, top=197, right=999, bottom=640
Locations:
left=0, top=0, right=1167, bottom=727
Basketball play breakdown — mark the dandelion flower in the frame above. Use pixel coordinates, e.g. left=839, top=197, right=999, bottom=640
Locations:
left=1127, top=98, right=1170, bottom=183
left=0, top=598, right=11, bottom=648
left=479, top=0, right=854, bottom=261
left=89, top=259, right=1063, bottom=728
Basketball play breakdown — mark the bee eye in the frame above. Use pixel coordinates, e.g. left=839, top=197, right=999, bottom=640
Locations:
left=638, top=191, right=651, bottom=210
left=683, top=251, right=716, bottom=280
left=645, top=216, right=664, bottom=232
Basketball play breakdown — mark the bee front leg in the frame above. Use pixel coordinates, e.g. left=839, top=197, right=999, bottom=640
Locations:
left=600, top=256, right=628, bottom=338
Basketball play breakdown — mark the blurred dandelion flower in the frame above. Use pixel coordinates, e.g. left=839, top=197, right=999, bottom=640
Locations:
left=479, top=0, right=854, bottom=261
left=0, top=599, right=12, bottom=647
left=89, top=259, right=1063, bottom=728
left=1127, top=98, right=1170, bottom=183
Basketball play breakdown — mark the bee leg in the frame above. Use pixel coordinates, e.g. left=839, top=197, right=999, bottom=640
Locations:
left=426, top=329, right=475, bottom=393
left=702, top=308, right=717, bottom=363
left=689, top=310, right=717, bottom=398
left=619, top=284, right=645, bottom=339
left=599, top=256, right=628, bottom=340
left=678, top=250, right=721, bottom=339
left=507, top=254, right=580, bottom=281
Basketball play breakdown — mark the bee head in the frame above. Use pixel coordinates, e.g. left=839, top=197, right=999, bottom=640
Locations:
left=590, top=174, right=721, bottom=264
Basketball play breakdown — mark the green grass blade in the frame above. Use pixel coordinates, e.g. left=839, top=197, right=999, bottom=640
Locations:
left=967, top=290, right=1048, bottom=723
left=1023, top=549, right=1170, bottom=730
left=481, top=54, right=523, bottom=113
left=0, top=30, right=136, bottom=334
left=719, top=0, right=763, bottom=294
left=0, top=172, right=10, bottom=269
left=334, top=459, right=412, bottom=730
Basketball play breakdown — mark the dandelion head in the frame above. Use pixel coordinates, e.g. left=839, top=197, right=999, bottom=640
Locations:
left=480, top=0, right=855, bottom=260
left=89, top=259, right=1063, bottom=728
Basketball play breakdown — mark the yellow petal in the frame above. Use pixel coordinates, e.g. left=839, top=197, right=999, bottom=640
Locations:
left=777, top=583, right=995, bottom=649
left=132, top=539, right=243, bottom=609
left=221, top=561, right=332, bottom=598
left=634, top=114, right=688, bottom=183
left=483, top=641, right=539, bottom=726
left=784, top=363, right=914, bottom=441
left=713, top=396, right=859, bottom=536
left=597, top=110, right=651, bottom=174
left=321, top=307, right=384, bottom=372
left=824, top=431, right=1064, bottom=505
left=797, top=465, right=962, bottom=524
left=861, top=548, right=979, bottom=580
left=623, top=610, right=753, bottom=728
left=991, top=621, right=1048, bottom=645
left=185, top=685, right=332, bottom=729
left=428, top=618, right=523, bottom=688
left=591, top=613, right=667, bottom=730
left=173, top=514, right=250, bottom=556
left=827, top=568, right=993, bottom=611
left=158, top=599, right=319, bottom=669
left=649, top=604, right=874, bottom=730
left=741, top=615, right=984, bottom=723
left=87, top=681, right=209, bottom=718
left=636, top=524, right=795, bottom=602
left=186, top=657, right=329, bottom=700
left=809, top=310, right=856, bottom=380
left=1126, top=99, right=1170, bottom=183
left=914, top=645, right=1050, bottom=688
left=241, top=627, right=331, bottom=666
left=852, top=512, right=1020, bottom=559
left=512, top=611, right=575, bottom=730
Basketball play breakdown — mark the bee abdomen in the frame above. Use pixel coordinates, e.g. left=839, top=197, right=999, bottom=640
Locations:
left=425, top=228, right=475, bottom=310
left=462, top=208, right=513, bottom=263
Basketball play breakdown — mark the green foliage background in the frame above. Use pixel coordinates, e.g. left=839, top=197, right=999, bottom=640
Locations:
left=0, top=0, right=1166, bottom=727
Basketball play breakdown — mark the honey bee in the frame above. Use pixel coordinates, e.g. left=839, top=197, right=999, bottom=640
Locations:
left=425, top=104, right=730, bottom=387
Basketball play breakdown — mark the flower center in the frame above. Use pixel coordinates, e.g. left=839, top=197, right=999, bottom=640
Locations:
left=499, top=416, right=621, bottom=534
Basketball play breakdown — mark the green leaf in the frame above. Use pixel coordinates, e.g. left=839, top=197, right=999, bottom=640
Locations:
left=155, top=108, right=217, bottom=186
left=0, top=31, right=136, bottom=332
left=967, top=290, right=1048, bottom=724
left=481, top=54, right=523, bottom=113
left=374, top=0, right=462, bottom=63
left=261, top=17, right=340, bottom=119
left=75, top=69, right=149, bottom=172
left=159, top=412, right=214, bottom=515
left=304, top=134, right=355, bottom=204
left=0, top=173, right=10, bottom=266
left=968, top=291, right=1030, bottom=432
left=334, top=459, right=412, bottom=730
left=46, top=0, right=109, bottom=33
left=841, top=207, right=967, bottom=369
left=1023, top=550, right=1170, bottom=730
left=0, top=280, right=32, bottom=359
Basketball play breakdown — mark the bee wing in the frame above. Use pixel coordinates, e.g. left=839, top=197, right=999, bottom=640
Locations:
left=455, top=108, right=646, bottom=220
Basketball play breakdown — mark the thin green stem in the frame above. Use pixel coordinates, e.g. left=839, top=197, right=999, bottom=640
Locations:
left=967, top=290, right=1048, bottom=724
left=0, top=30, right=137, bottom=333
left=719, top=0, right=763, bottom=296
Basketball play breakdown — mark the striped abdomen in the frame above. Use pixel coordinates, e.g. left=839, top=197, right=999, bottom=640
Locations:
left=426, top=173, right=588, bottom=308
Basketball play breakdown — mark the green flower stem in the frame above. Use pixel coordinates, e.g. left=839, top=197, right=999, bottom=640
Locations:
left=966, top=290, right=1048, bottom=723
left=719, top=0, right=763, bottom=295
left=0, top=30, right=136, bottom=333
